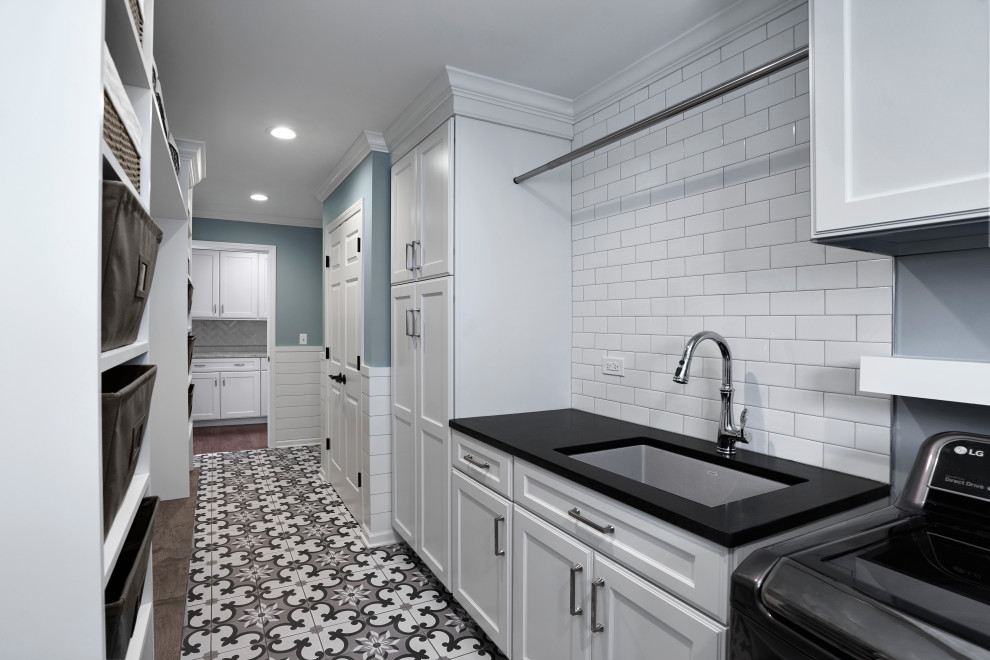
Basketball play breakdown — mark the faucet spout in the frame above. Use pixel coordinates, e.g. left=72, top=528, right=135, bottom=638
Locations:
left=673, top=331, right=748, bottom=455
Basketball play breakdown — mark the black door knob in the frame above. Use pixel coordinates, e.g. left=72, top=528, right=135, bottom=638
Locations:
left=330, top=372, right=346, bottom=384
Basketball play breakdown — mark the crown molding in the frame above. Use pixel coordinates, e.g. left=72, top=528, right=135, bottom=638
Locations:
left=384, top=65, right=576, bottom=162
left=573, top=0, right=804, bottom=121
left=194, top=208, right=322, bottom=229
left=314, top=130, right=388, bottom=202
left=175, top=138, right=206, bottom=187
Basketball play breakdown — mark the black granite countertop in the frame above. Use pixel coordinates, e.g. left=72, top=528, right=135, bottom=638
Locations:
left=449, top=409, right=890, bottom=547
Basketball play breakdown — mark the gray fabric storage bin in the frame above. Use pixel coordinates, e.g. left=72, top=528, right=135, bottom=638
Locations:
left=101, top=181, right=163, bottom=351
left=187, top=277, right=194, bottom=315
left=105, top=496, right=158, bottom=660
left=187, top=334, right=196, bottom=369
left=101, top=364, right=157, bottom=536
left=188, top=383, right=194, bottom=419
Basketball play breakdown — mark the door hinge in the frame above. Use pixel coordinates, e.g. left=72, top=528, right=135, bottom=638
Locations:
left=326, top=437, right=330, bottom=450
left=357, top=237, right=361, bottom=253
left=325, top=255, right=330, bottom=268
left=357, top=355, right=361, bottom=371
left=325, top=347, right=330, bottom=360
left=358, top=472, right=362, bottom=488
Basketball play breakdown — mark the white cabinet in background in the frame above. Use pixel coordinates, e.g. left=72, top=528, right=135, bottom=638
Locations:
left=811, top=0, right=989, bottom=240
left=390, top=277, right=453, bottom=587
left=450, top=471, right=512, bottom=652
left=258, top=252, right=269, bottom=319
left=219, top=251, right=259, bottom=318
left=191, top=373, right=220, bottom=422
left=190, top=250, right=220, bottom=318
left=219, top=370, right=261, bottom=419
left=390, top=119, right=453, bottom=284
left=191, top=249, right=266, bottom=319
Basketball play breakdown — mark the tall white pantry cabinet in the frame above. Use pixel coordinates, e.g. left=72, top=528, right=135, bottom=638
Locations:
left=1, top=0, right=197, bottom=657
left=389, top=68, right=574, bottom=592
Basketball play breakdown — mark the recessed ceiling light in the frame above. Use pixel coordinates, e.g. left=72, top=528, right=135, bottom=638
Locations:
left=250, top=193, right=268, bottom=202
left=268, top=126, right=297, bottom=140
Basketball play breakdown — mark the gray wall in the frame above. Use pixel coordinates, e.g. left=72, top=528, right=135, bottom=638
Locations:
left=891, top=247, right=990, bottom=493
left=192, top=217, right=323, bottom=346
left=322, top=151, right=391, bottom=367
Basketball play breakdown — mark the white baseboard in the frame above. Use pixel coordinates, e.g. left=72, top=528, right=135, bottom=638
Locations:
left=277, top=437, right=321, bottom=448
left=360, top=525, right=398, bottom=548
left=318, top=467, right=328, bottom=483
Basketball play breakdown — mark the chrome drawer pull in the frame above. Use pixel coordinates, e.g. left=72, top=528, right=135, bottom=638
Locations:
left=463, top=454, right=490, bottom=470
left=412, top=240, right=421, bottom=270
left=405, top=309, right=413, bottom=337
left=591, top=578, right=605, bottom=633
left=405, top=242, right=413, bottom=271
left=569, top=564, right=583, bottom=616
left=568, top=508, right=615, bottom=535
left=493, top=515, right=505, bottom=556
left=234, top=363, right=246, bottom=366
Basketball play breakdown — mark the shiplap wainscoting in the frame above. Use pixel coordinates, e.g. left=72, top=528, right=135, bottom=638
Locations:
left=361, top=366, right=396, bottom=547
left=274, top=346, right=323, bottom=447
left=570, top=3, right=892, bottom=482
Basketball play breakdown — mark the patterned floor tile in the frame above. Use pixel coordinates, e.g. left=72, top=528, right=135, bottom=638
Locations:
left=181, top=446, right=507, bottom=660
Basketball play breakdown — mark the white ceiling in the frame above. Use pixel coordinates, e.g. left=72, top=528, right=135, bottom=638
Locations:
left=154, top=0, right=784, bottom=227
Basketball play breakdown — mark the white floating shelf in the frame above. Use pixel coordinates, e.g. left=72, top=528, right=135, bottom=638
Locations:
left=101, top=341, right=149, bottom=372
left=103, top=471, right=150, bottom=585
left=860, top=356, right=990, bottom=406
left=148, top=105, right=186, bottom=220
left=104, top=0, right=150, bottom=89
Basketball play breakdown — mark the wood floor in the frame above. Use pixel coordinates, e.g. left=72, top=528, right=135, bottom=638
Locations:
left=152, top=468, right=198, bottom=660
left=193, top=423, right=268, bottom=454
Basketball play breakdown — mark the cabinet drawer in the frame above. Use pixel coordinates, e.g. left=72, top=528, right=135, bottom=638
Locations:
left=513, top=459, right=730, bottom=622
left=452, top=431, right=513, bottom=499
left=190, top=358, right=260, bottom=372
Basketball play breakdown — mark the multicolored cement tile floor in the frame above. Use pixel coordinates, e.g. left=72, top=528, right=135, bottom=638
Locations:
left=181, top=446, right=507, bottom=660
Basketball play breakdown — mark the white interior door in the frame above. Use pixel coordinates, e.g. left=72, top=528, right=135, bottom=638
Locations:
left=326, top=208, right=363, bottom=524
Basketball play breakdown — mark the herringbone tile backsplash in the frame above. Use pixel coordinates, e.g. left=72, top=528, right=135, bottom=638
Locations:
left=192, top=319, right=267, bottom=348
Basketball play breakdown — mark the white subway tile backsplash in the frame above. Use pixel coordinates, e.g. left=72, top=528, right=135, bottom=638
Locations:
left=571, top=10, right=891, bottom=478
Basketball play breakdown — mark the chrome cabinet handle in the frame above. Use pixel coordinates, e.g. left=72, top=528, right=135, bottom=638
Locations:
left=569, top=564, right=583, bottom=616
left=493, top=515, right=505, bottom=556
left=591, top=578, right=605, bottom=633
left=405, top=309, right=413, bottom=337
left=405, top=242, right=413, bottom=271
left=412, top=309, right=421, bottom=337
left=213, top=304, right=217, bottom=314
left=463, top=454, right=490, bottom=470
left=220, top=304, right=224, bottom=314
left=222, top=377, right=226, bottom=386
left=214, top=376, right=217, bottom=387
left=194, top=364, right=205, bottom=367
left=568, top=508, right=615, bottom=535
left=412, top=240, right=421, bottom=270
left=234, top=363, right=246, bottom=367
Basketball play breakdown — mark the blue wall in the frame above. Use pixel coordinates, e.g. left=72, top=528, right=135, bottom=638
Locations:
left=191, top=218, right=323, bottom=346
left=323, top=151, right=391, bottom=366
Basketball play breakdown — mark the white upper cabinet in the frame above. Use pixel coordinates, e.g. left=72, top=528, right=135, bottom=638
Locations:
left=219, top=251, right=259, bottom=318
left=811, top=0, right=990, bottom=238
left=390, top=119, right=454, bottom=283
left=258, top=252, right=269, bottom=319
left=192, top=248, right=264, bottom=319
left=190, top=250, right=220, bottom=318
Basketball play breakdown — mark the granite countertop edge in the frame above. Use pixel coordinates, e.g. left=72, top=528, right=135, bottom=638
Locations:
left=449, top=408, right=890, bottom=548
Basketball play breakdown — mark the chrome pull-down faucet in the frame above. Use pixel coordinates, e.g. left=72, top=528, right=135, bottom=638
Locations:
left=673, top=331, right=749, bottom=455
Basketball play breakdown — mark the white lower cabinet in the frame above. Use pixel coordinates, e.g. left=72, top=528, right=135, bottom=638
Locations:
left=512, top=506, right=593, bottom=660
left=451, top=471, right=512, bottom=652
left=191, top=373, right=220, bottom=421
left=219, top=370, right=261, bottom=419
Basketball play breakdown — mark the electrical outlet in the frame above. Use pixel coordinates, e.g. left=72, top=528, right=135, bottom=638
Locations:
left=299, top=334, right=307, bottom=345
left=602, top=356, right=625, bottom=376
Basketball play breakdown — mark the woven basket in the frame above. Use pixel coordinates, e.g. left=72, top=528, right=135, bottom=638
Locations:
left=103, top=92, right=141, bottom=192
left=127, top=0, right=144, bottom=44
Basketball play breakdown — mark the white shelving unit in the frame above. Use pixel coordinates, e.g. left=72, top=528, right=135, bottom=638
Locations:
left=860, top=356, right=990, bottom=406
left=1, top=0, right=193, bottom=656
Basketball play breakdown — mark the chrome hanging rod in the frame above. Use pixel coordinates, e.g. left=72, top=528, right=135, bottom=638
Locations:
left=513, top=46, right=809, bottom=184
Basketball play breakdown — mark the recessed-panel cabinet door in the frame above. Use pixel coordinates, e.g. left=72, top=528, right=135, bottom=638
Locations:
left=219, top=251, right=259, bottom=318
left=812, top=0, right=990, bottom=235
left=591, top=554, right=725, bottom=660
left=418, top=120, right=453, bottom=279
left=220, top=370, right=260, bottom=419
left=190, top=250, right=219, bottom=318
left=391, top=150, right=417, bottom=284
left=191, top=373, right=220, bottom=421
left=451, top=471, right=512, bottom=654
left=391, top=283, right=417, bottom=547
left=513, top=506, right=593, bottom=660
left=416, top=276, right=452, bottom=586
